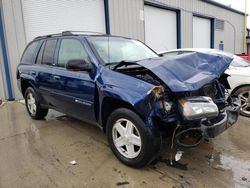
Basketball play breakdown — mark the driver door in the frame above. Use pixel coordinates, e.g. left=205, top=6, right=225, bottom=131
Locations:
left=51, top=38, right=96, bottom=122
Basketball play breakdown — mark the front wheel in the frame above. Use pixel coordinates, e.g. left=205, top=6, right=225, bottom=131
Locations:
left=106, top=108, right=160, bottom=168
left=25, top=87, right=48, bottom=120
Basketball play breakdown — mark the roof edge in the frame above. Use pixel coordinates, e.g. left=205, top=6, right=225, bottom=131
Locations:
left=201, top=0, right=246, bottom=16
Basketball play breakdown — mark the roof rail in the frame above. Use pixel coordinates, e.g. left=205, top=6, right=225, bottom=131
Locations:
left=62, top=31, right=105, bottom=36
left=34, top=31, right=105, bottom=40
left=34, top=33, right=62, bottom=40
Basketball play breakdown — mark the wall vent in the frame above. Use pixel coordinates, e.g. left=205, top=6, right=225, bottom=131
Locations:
left=215, top=19, right=224, bottom=31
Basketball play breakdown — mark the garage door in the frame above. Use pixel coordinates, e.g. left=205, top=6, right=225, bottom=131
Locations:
left=193, top=16, right=211, bottom=48
left=144, top=5, right=177, bottom=52
left=21, top=0, right=106, bottom=42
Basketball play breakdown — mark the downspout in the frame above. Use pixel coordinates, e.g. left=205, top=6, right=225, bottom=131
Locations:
left=210, top=18, right=215, bottom=48
left=243, top=0, right=247, bottom=53
left=104, top=0, right=110, bottom=35
left=176, top=10, right=181, bottom=49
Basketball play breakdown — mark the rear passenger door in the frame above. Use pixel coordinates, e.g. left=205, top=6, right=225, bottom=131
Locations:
left=51, top=38, right=96, bottom=122
left=36, top=39, right=58, bottom=107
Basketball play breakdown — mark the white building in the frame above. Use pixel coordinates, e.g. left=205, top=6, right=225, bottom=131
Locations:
left=0, top=0, right=246, bottom=100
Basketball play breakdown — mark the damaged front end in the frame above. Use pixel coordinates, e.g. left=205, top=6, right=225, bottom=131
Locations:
left=114, top=51, right=241, bottom=149
left=145, top=80, right=240, bottom=149
left=175, top=92, right=240, bottom=148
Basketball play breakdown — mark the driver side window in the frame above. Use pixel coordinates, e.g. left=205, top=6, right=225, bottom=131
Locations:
left=58, top=39, right=89, bottom=67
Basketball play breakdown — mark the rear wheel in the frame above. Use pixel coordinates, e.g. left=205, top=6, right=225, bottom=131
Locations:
left=233, top=86, right=250, bottom=117
left=106, top=108, right=160, bottom=168
left=25, top=87, right=48, bottom=119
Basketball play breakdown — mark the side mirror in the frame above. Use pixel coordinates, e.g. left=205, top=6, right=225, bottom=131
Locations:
left=66, top=59, right=93, bottom=72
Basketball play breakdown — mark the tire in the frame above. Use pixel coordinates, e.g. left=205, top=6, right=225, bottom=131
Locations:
left=233, top=86, right=250, bottom=118
left=106, top=108, right=161, bottom=168
left=24, top=87, right=48, bottom=120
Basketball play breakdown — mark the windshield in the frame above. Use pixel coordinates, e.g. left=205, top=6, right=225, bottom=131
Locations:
left=87, top=36, right=158, bottom=64
left=231, top=55, right=250, bottom=67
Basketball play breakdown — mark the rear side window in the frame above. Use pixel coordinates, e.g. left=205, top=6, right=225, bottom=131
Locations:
left=42, top=39, right=57, bottom=65
left=36, top=41, right=45, bottom=64
left=21, top=41, right=39, bottom=64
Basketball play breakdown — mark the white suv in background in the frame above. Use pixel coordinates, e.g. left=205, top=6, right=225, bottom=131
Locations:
left=159, top=48, right=250, bottom=117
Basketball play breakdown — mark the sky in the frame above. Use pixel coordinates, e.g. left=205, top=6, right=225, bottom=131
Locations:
left=213, top=0, right=249, bottom=28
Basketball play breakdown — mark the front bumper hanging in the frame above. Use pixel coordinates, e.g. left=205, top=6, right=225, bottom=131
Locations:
left=202, top=98, right=240, bottom=138
left=175, top=97, right=240, bottom=148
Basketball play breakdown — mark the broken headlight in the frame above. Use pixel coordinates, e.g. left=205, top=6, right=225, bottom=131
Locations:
left=178, top=96, right=219, bottom=120
left=163, top=101, right=173, bottom=112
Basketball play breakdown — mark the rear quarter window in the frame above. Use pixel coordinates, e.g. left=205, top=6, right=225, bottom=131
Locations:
left=41, top=39, right=57, bottom=65
left=21, top=41, right=39, bottom=64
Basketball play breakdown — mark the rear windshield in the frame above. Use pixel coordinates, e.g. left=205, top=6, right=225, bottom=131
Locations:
left=21, top=41, right=39, bottom=64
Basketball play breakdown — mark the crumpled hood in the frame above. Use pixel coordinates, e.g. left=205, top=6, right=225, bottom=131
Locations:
left=136, top=51, right=233, bottom=92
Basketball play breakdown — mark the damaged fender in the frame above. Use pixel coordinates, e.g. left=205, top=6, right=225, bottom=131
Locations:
left=96, top=67, right=162, bottom=126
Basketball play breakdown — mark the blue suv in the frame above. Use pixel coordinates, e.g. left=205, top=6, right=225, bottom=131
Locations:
left=17, top=31, right=240, bottom=167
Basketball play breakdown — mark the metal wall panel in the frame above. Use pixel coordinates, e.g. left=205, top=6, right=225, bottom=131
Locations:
left=0, top=46, right=6, bottom=100
left=0, top=71, right=4, bottom=100
left=150, top=0, right=244, bottom=53
left=1, top=0, right=26, bottom=99
left=109, top=0, right=144, bottom=41
left=109, top=0, right=244, bottom=53
left=180, top=10, right=192, bottom=48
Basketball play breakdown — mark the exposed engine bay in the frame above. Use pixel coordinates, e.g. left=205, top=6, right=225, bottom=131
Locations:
left=115, top=65, right=162, bottom=86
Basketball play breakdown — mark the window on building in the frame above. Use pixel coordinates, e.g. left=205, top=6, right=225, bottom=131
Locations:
left=21, top=41, right=39, bottom=64
left=58, top=39, right=89, bottom=67
left=42, top=39, right=57, bottom=65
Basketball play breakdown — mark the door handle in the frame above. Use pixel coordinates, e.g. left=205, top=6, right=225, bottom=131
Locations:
left=53, top=75, right=61, bottom=80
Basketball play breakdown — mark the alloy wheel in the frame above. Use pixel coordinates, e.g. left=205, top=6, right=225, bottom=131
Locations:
left=27, top=92, right=37, bottom=115
left=238, top=91, right=250, bottom=115
left=112, top=118, right=142, bottom=159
